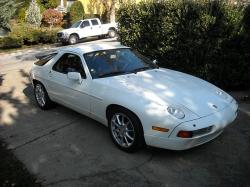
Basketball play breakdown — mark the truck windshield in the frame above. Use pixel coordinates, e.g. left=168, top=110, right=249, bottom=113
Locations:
left=83, top=48, right=158, bottom=79
left=71, top=21, right=82, bottom=28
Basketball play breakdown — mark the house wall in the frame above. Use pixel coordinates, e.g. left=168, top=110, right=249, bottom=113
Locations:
left=77, top=0, right=141, bottom=16
left=78, top=0, right=105, bottom=15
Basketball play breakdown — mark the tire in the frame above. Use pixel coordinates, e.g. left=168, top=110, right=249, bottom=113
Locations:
left=34, top=82, right=54, bottom=110
left=68, top=34, right=79, bottom=45
left=108, top=107, right=144, bottom=152
left=61, top=41, right=68, bottom=46
left=108, top=29, right=117, bottom=38
left=98, top=35, right=105, bottom=40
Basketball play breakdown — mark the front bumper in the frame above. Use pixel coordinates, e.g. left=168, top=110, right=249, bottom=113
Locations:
left=145, top=101, right=238, bottom=150
left=57, top=37, right=68, bottom=43
left=57, top=33, right=69, bottom=43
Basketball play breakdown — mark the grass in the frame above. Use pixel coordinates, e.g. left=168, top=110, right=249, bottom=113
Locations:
left=0, top=139, right=41, bottom=187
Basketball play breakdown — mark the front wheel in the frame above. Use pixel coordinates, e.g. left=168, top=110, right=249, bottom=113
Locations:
left=68, top=34, right=79, bottom=45
left=108, top=108, right=144, bottom=152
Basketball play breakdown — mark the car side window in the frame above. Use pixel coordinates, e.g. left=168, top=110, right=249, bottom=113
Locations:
left=90, top=19, right=99, bottom=26
left=52, top=53, right=86, bottom=78
left=81, top=21, right=90, bottom=28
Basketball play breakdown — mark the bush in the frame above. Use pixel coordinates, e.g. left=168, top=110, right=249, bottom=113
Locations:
left=0, top=36, right=23, bottom=49
left=42, top=9, right=63, bottom=28
left=42, top=0, right=60, bottom=9
left=25, top=0, right=42, bottom=27
left=16, top=7, right=27, bottom=23
left=117, top=1, right=250, bottom=90
left=0, top=23, right=59, bottom=49
left=69, top=1, right=84, bottom=24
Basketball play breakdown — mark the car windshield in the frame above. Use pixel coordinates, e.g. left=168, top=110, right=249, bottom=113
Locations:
left=71, top=21, right=82, bottom=28
left=83, top=48, right=158, bottom=79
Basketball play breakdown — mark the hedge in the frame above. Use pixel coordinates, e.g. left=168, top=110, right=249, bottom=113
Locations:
left=0, top=24, right=59, bottom=48
left=117, top=0, right=250, bottom=90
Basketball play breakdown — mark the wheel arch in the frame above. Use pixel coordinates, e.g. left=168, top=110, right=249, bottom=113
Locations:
left=69, top=33, right=79, bottom=38
left=32, top=79, right=48, bottom=92
left=106, top=104, right=144, bottom=132
left=33, top=79, right=42, bottom=86
left=108, top=27, right=117, bottom=31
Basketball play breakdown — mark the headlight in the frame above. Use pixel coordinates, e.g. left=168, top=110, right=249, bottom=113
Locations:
left=167, top=106, right=185, bottom=119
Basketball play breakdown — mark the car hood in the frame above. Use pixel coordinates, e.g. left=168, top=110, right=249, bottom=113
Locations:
left=96, top=68, right=233, bottom=117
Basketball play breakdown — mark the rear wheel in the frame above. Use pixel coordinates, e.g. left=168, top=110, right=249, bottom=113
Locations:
left=34, top=82, right=54, bottom=110
left=108, top=107, right=144, bottom=152
left=108, top=29, right=117, bottom=38
left=68, top=34, right=79, bottom=45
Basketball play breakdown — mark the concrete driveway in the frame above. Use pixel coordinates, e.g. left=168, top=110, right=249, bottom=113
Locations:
left=0, top=39, right=250, bottom=187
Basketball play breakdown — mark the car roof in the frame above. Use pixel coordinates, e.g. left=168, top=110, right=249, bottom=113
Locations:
left=60, top=43, right=130, bottom=54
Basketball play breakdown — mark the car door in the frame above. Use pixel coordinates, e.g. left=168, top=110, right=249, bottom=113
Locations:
left=47, top=52, right=91, bottom=115
left=90, top=19, right=102, bottom=36
left=79, top=20, right=92, bottom=38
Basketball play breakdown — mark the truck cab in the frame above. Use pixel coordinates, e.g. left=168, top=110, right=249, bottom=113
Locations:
left=57, top=18, right=117, bottom=45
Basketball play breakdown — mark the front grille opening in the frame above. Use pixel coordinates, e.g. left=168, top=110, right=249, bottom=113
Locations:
left=177, top=126, right=214, bottom=138
left=192, top=126, right=213, bottom=137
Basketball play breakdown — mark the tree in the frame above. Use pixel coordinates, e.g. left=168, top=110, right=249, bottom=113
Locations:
left=42, top=9, right=63, bottom=29
left=69, top=1, right=84, bottom=24
left=25, top=0, right=42, bottom=27
left=0, top=0, right=18, bottom=30
left=101, top=0, right=116, bottom=23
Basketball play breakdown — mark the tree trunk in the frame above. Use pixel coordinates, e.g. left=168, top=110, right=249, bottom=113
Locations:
left=102, top=0, right=116, bottom=23
left=109, top=0, right=116, bottom=23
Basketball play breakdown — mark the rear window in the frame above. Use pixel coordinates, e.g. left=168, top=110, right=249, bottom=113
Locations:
left=91, top=19, right=99, bottom=26
left=35, top=53, right=57, bottom=66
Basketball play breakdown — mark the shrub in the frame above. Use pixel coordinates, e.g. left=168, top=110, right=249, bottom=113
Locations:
left=42, top=9, right=63, bottom=29
left=69, top=1, right=84, bottom=24
left=117, top=1, right=250, bottom=90
left=41, top=0, right=60, bottom=9
left=0, top=23, right=59, bottom=49
left=25, top=0, right=42, bottom=27
left=0, top=36, right=23, bottom=49
left=16, top=7, right=27, bottom=23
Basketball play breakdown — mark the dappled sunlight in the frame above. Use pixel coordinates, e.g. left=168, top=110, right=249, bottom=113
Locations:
left=0, top=100, right=18, bottom=126
left=163, top=90, right=174, bottom=97
left=155, top=83, right=168, bottom=90
left=144, top=102, right=166, bottom=117
left=143, top=91, right=167, bottom=106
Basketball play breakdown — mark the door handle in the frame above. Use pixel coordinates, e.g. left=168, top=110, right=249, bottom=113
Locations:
left=49, top=70, right=52, bottom=77
left=91, top=27, right=92, bottom=29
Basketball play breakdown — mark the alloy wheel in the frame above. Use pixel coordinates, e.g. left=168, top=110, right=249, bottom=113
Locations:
left=110, top=113, right=135, bottom=148
left=35, top=84, right=46, bottom=107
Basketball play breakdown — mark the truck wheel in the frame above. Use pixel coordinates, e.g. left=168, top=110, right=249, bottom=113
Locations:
left=108, top=29, right=116, bottom=38
left=69, top=34, right=78, bottom=45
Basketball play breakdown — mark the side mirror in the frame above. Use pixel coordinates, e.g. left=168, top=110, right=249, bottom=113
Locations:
left=67, top=72, right=82, bottom=84
left=152, top=59, right=158, bottom=64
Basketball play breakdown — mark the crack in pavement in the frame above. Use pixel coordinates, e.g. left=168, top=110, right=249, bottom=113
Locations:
left=44, top=150, right=154, bottom=186
left=11, top=118, right=80, bottom=151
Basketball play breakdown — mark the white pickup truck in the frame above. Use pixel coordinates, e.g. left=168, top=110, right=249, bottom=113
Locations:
left=57, top=18, right=118, bottom=45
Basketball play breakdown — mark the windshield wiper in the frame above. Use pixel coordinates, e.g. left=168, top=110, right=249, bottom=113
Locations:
left=98, top=71, right=128, bottom=78
left=130, top=66, right=154, bottom=74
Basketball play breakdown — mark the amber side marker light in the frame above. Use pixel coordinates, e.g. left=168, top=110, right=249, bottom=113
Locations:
left=177, top=131, right=193, bottom=138
left=152, top=126, right=169, bottom=132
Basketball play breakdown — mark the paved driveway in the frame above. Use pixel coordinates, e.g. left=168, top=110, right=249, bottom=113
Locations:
left=0, top=39, right=250, bottom=187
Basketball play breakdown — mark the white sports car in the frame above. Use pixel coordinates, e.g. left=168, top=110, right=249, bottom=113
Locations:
left=30, top=43, right=238, bottom=152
